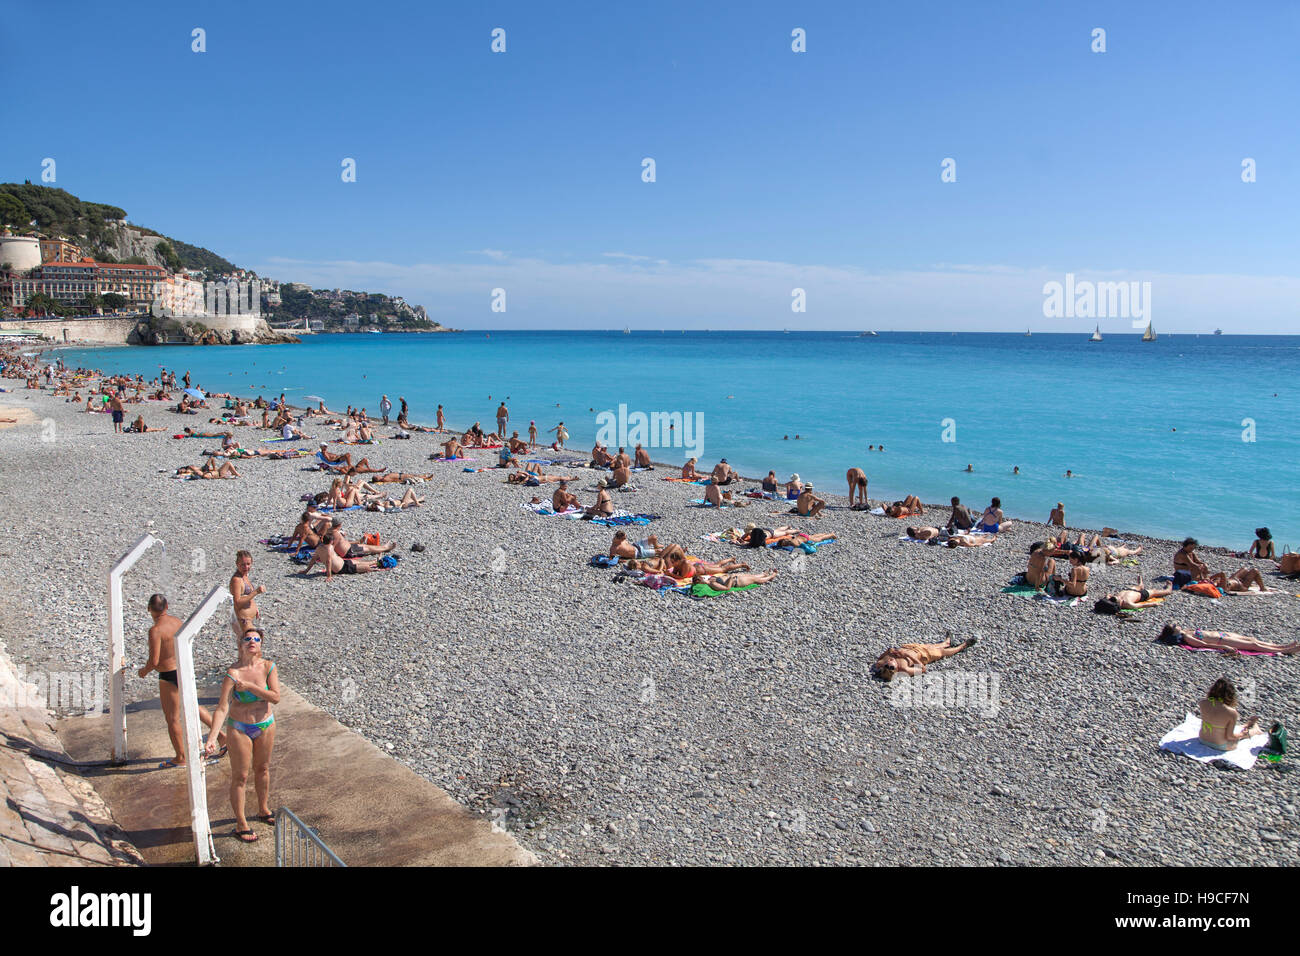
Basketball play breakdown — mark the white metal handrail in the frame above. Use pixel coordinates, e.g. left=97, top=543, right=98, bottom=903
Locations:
left=275, top=807, right=346, bottom=867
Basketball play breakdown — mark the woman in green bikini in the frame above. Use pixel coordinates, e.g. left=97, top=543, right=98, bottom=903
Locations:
left=1195, top=678, right=1261, bottom=752
left=205, top=626, right=280, bottom=843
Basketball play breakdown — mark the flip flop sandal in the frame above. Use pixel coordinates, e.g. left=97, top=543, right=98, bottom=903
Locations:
left=257, top=812, right=276, bottom=825
left=234, top=828, right=258, bottom=843
left=158, top=758, right=181, bottom=769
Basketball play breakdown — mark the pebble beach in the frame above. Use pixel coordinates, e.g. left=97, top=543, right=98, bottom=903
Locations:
left=1, top=366, right=1297, bottom=867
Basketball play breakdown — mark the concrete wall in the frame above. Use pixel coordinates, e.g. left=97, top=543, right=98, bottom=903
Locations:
left=0, top=313, right=266, bottom=345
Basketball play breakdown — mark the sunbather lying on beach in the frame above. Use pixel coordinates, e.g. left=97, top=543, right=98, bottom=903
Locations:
left=670, top=554, right=750, bottom=576
left=176, top=457, right=240, bottom=479
left=1070, top=532, right=1142, bottom=564
left=872, top=633, right=976, bottom=681
left=946, top=531, right=997, bottom=548
left=883, top=495, right=923, bottom=518
left=1206, top=567, right=1269, bottom=593
left=692, top=569, right=778, bottom=590
left=300, top=541, right=391, bottom=579
left=610, top=531, right=662, bottom=560
left=365, top=488, right=424, bottom=512
left=183, top=426, right=232, bottom=439
left=1093, top=576, right=1174, bottom=613
left=1158, top=624, right=1300, bottom=655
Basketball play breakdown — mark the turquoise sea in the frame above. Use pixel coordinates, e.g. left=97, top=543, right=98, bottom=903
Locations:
left=58, top=331, right=1299, bottom=550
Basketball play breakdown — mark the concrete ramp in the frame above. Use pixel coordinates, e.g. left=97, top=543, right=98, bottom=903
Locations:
left=56, top=684, right=537, bottom=867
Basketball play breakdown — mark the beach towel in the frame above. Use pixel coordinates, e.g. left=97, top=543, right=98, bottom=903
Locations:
left=690, top=580, right=763, bottom=598
left=521, top=502, right=582, bottom=517
left=663, top=476, right=711, bottom=485
left=689, top=499, right=746, bottom=508
left=430, top=455, right=475, bottom=462
left=1183, top=581, right=1224, bottom=599
left=745, top=490, right=779, bottom=500
left=1159, top=712, right=1269, bottom=770
left=1225, top=588, right=1288, bottom=597
left=1001, top=582, right=1043, bottom=597
left=462, top=467, right=491, bottom=473
left=1172, top=643, right=1277, bottom=657
left=589, top=512, right=661, bottom=527
left=589, top=554, right=620, bottom=567
left=869, top=506, right=886, bottom=516
left=315, top=504, right=362, bottom=513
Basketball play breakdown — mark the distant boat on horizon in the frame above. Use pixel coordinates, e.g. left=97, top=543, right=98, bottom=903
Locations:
left=1214, top=328, right=1223, bottom=335
left=857, top=330, right=878, bottom=337
left=1025, top=328, right=1032, bottom=337
left=1090, top=325, right=1103, bottom=342
left=1142, top=322, right=1157, bottom=342
left=623, top=327, right=631, bottom=334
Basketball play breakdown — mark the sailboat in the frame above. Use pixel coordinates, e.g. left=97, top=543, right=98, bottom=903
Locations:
left=1089, top=325, right=1103, bottom=342
left=1024, top=328, right=1032, bottom=337
left=623, top=327, right=631, bottom=334
left=1142, top=322, right=1156, bottom=342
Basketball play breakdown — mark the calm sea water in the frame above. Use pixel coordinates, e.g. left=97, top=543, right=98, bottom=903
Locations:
left=58, top=331, right=1300, bottom=549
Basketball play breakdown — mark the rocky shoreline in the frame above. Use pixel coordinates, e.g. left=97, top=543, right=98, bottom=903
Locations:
left=0, top=381, right=1295, bottom=866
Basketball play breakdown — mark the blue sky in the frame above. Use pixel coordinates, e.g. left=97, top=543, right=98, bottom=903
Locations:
left=3, top=1, right=1297, bottom=331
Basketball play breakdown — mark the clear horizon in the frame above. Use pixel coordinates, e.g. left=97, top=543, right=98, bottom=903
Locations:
left=3, top=1, right=1297, bottom=333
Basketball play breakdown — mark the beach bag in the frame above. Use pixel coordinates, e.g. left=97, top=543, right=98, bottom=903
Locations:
left=363, top=532, right=381, bottom=547
left=1182, top=581, right=1222, bottom=599
left=1265, top=722, right=1287, bottom=756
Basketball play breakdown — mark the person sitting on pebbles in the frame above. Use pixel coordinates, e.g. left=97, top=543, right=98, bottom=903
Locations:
left=795, top=483, right=827, bottom=518
left=704, top=481, right=748, bottom=507
left=585, top=479, right=615, bottom=517
left=873, top=633, right=977, bottom=681
left=610, top=531, right=662, bottom=560
left=610, top=459, right=632, bottom=488
left=552, top=480, right=581, bottom=513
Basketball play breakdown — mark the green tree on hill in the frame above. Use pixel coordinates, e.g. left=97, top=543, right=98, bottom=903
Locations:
left=0, top=192, right=29, bottom=227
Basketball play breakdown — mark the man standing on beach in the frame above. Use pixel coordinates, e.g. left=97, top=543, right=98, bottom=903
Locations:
left=380, top=395, right=392, bottom=426
left=528, top=420, right=538, bottom=448
left=436, top=405, right=446, bottom=432
left=139, top=594, right=220, bottom=768
left=109, top=393, right=125, bottom=433
left=496, top=402, right=509, bottom=439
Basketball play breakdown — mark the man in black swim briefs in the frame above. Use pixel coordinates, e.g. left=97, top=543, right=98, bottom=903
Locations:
left=140, top=594, right=219, bottom=768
